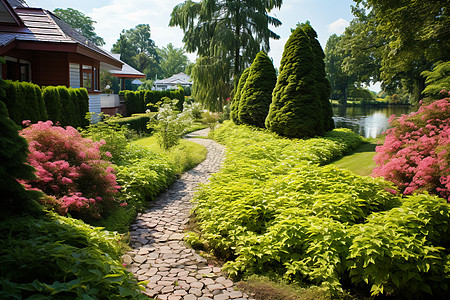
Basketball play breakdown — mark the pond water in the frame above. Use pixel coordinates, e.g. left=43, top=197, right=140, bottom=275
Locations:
left=332, top=105, right=417, bottom=138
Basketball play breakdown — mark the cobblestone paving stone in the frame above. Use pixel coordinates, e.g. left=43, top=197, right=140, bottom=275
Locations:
left=125, top=129, right=254, bottom=300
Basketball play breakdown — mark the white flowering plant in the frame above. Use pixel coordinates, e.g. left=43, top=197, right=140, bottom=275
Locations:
left=149, top=97, right=193, bottom=150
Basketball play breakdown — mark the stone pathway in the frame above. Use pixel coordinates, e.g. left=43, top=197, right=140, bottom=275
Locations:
left=124, top=129, right=254, bottom=300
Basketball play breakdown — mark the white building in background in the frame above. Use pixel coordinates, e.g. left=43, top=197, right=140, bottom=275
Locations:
left=153, top=72, right=192, bottom=91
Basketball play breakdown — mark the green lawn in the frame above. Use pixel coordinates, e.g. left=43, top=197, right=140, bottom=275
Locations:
left=133, top=135, right=207, bottom=173
left=331, top=141, right=378, bottom=176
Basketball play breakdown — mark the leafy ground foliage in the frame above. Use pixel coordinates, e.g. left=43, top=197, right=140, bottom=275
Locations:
left=190, top=121, right=450, bottom=298
left=0, top=212, right=147, bottom=299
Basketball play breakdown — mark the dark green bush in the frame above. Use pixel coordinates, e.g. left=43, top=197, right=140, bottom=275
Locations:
left=0, top=80, right=21, bottom=123
left=77, top=88, right=90, bottom=127
left=113, top=114, right=154, bottom=134
left=57, top=85, right=76, bottom=126
left=0, top=98, right=41, bottom=217
left=265, top=26, right=324, bottom=138
left=42, top=86, right=62, bottom=123
left=1, top=82, right=85, bottom=126
left=14, top=81, right=47, bottom=123
left=238, top=51, right=277, bottom=128
left=123, top=89, right=185, bottom=116
left=34, top=85, right=48, bottom=122
left=68, top=88, right=82, bottom=127
left=231, top=67, right=250, bottom=124
left=301, top=23, right=334, bottom=132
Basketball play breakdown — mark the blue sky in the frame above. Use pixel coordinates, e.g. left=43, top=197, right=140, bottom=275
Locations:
left=27, top=0, right=379, bottom=89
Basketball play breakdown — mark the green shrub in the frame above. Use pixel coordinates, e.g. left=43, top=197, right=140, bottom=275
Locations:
left=14, top=81, right=47, bottom=123
left=238, top=51, right=277, bottom=128
left=150, top=98, right=193, bottom=150
left=80, top=114, right=136, bottom=164
left=113, top=114, right=154, bottom=134
left=231, top=68, right=250, bottom=124
left=0, top=99, right=41, bottom=217
left=68, top=88, right=81, bottom=127
left=0, top=213, right=146, bottom=299
left=301, top=23, right=334, bottom=131
left=34, top=85, right=48, bottom=122
left=347, top=194, right=450, bottom=298
left=124, top=88, right=185, bottom=116
left=77, top=88, right=90, bottom=127
left=57, top=85, right=76, bottom=126
left=115, top=145, right=177, bottom=211
left=43, top=86, right=62, bottom=123
left=265, top=26, right=324, bottom=138
left=0, top=80, right=21, bottom=123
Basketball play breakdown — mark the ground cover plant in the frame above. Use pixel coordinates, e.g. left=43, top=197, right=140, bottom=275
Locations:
left=0, top=213, right=147, bottom=299
left=373, top=95, right=450, bottom=201
left=191, top=121, right=450, bottom=298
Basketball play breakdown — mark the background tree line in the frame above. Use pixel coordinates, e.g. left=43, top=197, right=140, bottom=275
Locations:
left=325, top=0, right=449, bottom=105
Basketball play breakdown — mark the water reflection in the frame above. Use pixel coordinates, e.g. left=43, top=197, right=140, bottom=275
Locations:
left=332, top=105, right=416, bottom=138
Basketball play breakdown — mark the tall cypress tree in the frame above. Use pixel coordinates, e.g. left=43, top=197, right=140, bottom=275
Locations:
left=238, top=51, right=277, bottom=128
left=265, top=27, right=324, bottom=138
left=230, top=67, right=250, bottom=124
left=301, top=23, right=334, bottom=131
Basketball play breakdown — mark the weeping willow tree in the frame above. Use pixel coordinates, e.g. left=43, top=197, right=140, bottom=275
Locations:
left=191, top=56, right=233, bottom=111
left=170, top=0, right=283, bottom=111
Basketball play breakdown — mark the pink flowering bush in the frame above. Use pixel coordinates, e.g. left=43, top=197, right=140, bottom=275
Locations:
left=20, top=121, right=121, bottom=219
left=373, top=96, right=450, bottom=201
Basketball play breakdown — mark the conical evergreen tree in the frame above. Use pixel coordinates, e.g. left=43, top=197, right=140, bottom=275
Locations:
left=301, top=23, right=334, bottom=131
left=230, top=67, right=250, bottom=124
left=265, top=27, right=324, bottom=138
left=238, top=51, right=277, bottom=128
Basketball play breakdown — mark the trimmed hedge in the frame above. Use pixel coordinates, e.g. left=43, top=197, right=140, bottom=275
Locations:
left=112, top=113, right=155, bottom=133
left=0, top=80, right=89, bottom=127
left=121, top=89, right=185, bottom=116
left=2, top=81, right=48, bottom=124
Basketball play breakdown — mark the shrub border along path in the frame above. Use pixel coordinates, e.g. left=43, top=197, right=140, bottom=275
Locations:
left=125, top=129, right=253, bottom=300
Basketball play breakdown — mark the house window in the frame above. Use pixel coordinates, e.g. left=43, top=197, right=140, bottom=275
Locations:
left=82, top=65, right=92, bottom=90
left=70, top=63, right=99, bottom=91
left=6, top=60, right=17, bottom=80
left=20, top=63, right=30, bottom=81
left=69, top=63, right=81, bottom=88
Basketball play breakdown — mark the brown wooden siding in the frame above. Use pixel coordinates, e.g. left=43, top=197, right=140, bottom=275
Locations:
left=32, top=51, right=69, bottom=87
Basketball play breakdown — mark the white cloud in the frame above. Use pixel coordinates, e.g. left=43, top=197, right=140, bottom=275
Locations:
left=327, top=18, right=349, bottom=35
left=88, top=0, right=190, bottom=57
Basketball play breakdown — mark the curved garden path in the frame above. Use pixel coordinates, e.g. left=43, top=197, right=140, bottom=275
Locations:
left=124, top=129, right=254, bottom=300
